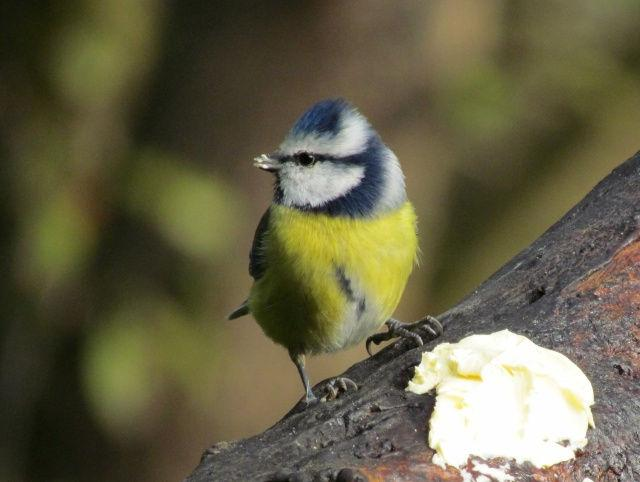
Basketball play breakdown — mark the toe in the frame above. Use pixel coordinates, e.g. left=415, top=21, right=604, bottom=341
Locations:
left=365, top=337, right=375, bottom=356
left=421, top=323, right=438, bottom=337
left=343, top=378, right=358, bottom=390
left=320, top=377, right=358, bottom=402
left=366, top=333, right=388, bottom=356
left=336, top=378, right=348, bottom=392
left=325, top=383, right=338, bottom=401
left=425, top=315, right=443, bottom=335
left=410, top=332, right=424, bottom=348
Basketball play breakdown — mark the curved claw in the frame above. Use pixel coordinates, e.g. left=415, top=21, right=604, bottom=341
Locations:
left=321, top=377, right=358, bottom=402
left=392, top=323, right=424, bottom=348
left=336, top=378, right=348, bottom=392
left=366, top=332, right=390, bottom=356
left=342, top=378, right=358, bottom=391
left=419, top=315, right=444, bottom=337
left=366, top=338, right=374, bottom=357
left=325, top=384, right=338, bottom=401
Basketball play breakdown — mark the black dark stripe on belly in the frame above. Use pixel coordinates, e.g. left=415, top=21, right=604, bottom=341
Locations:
left=335, top=265, right=366, bottom=319
left=335, top=266, right=356, bottom=301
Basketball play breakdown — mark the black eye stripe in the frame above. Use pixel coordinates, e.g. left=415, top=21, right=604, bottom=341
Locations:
left=295, top=151, right=316, bottom=166
left=277, top=152, right=342, bottom=164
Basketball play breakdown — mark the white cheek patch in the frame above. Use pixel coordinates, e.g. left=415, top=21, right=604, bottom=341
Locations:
left=279, top=110, right=370, bottom=158
left=376, top=149, right=407, bottom=212
left=279, top=162, right=365, bottom=208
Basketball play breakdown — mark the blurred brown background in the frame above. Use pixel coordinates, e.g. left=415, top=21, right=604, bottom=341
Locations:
left=1, top=1, right=640, bottom=481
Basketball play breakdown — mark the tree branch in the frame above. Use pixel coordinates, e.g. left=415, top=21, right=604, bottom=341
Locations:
left=187, top=152, right=640, bottom=482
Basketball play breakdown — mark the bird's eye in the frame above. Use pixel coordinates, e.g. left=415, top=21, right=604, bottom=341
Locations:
left=296, top=152, right=316, bottom=166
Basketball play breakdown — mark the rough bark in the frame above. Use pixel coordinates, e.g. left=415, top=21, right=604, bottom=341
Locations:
left=187, top=152, right=640, bottom=482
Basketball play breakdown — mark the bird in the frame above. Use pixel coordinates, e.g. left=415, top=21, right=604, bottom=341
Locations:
left=229, top=99, right=442, bottom=404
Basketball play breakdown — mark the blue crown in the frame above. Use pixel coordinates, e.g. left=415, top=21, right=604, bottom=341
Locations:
left=290, top=98, right=354, bottom=137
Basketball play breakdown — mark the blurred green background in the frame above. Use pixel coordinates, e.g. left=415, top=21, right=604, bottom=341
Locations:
left=2, top=1, right=640, bottom=480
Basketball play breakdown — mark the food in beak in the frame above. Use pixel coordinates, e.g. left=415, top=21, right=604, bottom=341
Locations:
left=253, top=154, right=280, bottom=172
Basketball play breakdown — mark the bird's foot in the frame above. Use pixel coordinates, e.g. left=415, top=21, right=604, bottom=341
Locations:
left=320, top=377, right=358, bottom=402
left=300, top=393, right=319, bottom=408
left=366, top=315, right=443, bottom=356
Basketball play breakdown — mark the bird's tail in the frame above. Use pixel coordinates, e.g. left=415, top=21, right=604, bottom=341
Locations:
left=228, top=300, right=250, bottom=320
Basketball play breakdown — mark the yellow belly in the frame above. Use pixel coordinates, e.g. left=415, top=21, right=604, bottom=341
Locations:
left=249, top=202, right=418, bottom=355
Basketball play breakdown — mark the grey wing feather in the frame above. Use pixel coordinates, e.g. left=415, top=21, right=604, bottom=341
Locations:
left=249, top=208, right=271, bottom=280
left=228, top=300, right=250, bottom=320
left=228, top=208, right=271, bottom=321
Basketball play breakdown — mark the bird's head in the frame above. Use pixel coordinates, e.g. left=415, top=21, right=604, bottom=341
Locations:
left=254, top=99, right=406, bottom=217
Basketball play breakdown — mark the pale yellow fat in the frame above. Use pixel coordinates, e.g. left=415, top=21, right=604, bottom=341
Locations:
left=407, top=329, right=595, bottom=469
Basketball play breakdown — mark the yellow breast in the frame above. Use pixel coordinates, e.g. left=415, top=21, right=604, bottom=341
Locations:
left=249, top=201, right=418, bottom=354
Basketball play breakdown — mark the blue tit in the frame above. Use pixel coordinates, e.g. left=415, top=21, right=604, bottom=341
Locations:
left=229, top=99, right=442, bottom=404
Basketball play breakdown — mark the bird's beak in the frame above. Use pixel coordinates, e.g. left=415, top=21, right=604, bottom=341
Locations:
left=253, top=154, right=281, bottom=172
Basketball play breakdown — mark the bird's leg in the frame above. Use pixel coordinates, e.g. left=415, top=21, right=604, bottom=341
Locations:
left=366, top=315, right=443, bottom=356
left=290, top=351, right=317, bottom=404
left=290, top=352, right=358, bottom=403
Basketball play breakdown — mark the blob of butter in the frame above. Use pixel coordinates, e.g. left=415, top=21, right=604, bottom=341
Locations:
left=407, top=329, right=595, bottom=469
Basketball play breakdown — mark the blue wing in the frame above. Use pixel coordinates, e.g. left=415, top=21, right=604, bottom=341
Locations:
left=249, top=208, right=271, bottom=280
